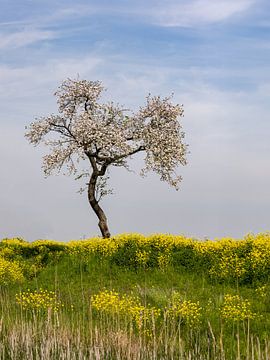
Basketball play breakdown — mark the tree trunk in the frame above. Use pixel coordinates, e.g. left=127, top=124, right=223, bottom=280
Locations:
left=88, top=171, right=111, bottom=238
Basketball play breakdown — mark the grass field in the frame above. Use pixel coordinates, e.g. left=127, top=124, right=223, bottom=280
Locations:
left=0, top=233, right=270, bottom=359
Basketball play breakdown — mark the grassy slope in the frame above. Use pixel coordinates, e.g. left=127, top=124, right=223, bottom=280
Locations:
left=1, top=235, right=270, bottom=359
left=12, top=254, right=270, bottom=334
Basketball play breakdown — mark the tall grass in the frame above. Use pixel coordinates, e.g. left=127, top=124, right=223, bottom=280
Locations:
left=0, top=286, right=269, bottom=359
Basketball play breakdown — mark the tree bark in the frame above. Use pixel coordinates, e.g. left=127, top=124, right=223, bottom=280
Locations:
left=88, top=170, right=111, bottom=238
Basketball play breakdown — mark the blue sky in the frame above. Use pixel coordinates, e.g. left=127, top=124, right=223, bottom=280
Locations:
left=1, top=0, right=270, bottom=240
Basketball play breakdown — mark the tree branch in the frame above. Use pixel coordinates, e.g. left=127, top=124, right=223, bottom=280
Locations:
left=106, top=145, right=145, bottom=165
left=99, top=163, right=108, bottom=176
left=86, top=152, right=99, bottom=174
left=50, top=123, right=76, bottom=140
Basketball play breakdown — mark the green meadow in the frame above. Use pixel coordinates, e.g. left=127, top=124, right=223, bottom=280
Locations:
left=1, top=233, right=270, bottom=359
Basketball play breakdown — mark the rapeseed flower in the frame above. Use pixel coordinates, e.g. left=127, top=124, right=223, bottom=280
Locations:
left=0, top=257, right=24, bottom=285
left=16, top=289, right=63, bottom=312
left=220, top=294, right=256, bottom=322
left=167, top=291, right=201, bottom=326
left=91, top=290, right=160, bottom=329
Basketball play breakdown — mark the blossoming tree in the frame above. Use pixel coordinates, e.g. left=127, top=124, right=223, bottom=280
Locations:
left=25, top=79, right=188, bottom=238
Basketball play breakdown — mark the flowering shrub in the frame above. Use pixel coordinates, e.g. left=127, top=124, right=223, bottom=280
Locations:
left=0, top=238, right=28, bottom=261
left=209, top=253, right=247, bottom=281
left=0, top=257, right=24, bottom=285
left=2, top=232, right=270, bottom=283
left=107, top=233, right=270, bottom=283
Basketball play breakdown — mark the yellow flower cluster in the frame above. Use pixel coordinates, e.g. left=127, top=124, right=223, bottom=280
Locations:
left=0, top=247, right=16, bottom=259
left=157, top=252, right=171, bottom=269
left=16, top=289, right=63, bottom=312
left=3, top=232, right=270, bottom=283
left=91, top=290, right=160, bottom=329
left=0, top=257, right=24, bottom=285
left=68, top=237, right=119, bottom=258
left=220, top=294, right=256, bottom=322
left=255, top=285, right=267, bottom=299
left=248, top=238, right=270, bottom=274
left=1, top=238, right=27, bottom=246
left=167, top=291, right=202, bottom=326
left=209, top=253, right=246, bottom=280
left=135, top=250, right=150, bottom=266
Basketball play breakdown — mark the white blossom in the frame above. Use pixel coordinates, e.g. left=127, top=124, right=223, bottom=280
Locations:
left=25, top=78, right=188, bottom=190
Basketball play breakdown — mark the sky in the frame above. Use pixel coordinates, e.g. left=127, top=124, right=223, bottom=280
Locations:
left=1, top=0, right=270, bottom=241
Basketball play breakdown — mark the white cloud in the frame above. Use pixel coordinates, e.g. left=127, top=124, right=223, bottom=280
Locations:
left=0, top=56, right=103, bottom=100
left=151, top=0, right=255, bottom=27
left=61, top=0, right=255, bottom=28
left=0, top=29, right=55, bottom=50
left=0, top=0, right=255, bottom=45
left=0, top=0, right=255, bottom=32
